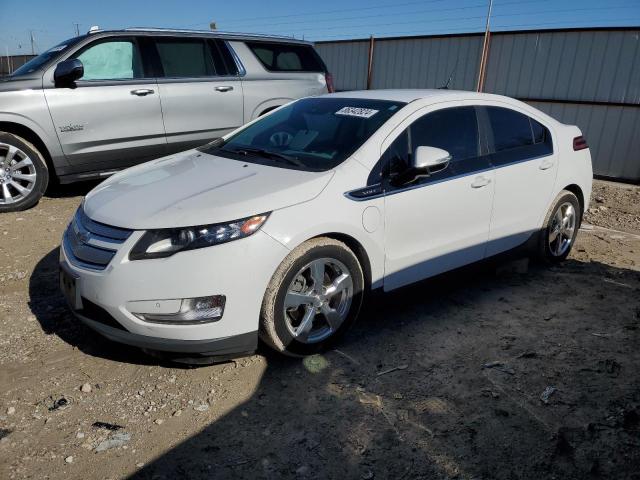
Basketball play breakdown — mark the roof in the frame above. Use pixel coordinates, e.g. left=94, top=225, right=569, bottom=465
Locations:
left=325, top=89, right=504, bottom=103
left=89, top=28, right=311, bottom=44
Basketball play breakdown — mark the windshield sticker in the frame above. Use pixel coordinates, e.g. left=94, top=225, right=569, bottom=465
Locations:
left=335, top=107, right=379, bottom=118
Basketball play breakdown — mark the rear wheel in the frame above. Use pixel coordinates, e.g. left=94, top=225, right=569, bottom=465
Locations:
left=537, top=190, right=581, bottom=262
left=260, top=237, right=364, bottom=356
left=0, top=132, right=49, bottom=212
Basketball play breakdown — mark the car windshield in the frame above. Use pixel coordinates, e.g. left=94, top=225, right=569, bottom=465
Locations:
left=201, top=97, right=407, bottom=172
left=11, top=36, right=86, bottom=76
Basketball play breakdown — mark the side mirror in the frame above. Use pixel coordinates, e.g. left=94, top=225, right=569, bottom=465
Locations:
left=413, top=146, right=451, bottom=174
left=54, top=59, right=84, bottom=87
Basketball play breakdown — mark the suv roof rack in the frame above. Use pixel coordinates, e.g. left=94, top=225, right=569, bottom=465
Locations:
left=121, top=27, right=299, bottom=41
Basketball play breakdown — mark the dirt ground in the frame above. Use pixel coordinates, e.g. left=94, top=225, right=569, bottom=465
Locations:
left=0, top=179, right=639, bottom=480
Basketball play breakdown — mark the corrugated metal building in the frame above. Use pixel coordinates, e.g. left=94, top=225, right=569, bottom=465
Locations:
left=316, top=27, right=640, bottom=182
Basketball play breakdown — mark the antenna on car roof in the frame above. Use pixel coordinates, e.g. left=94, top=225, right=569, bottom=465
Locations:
left=87, top=25, right=100, bottom=34
left=438, top=56, right=459, bottom=90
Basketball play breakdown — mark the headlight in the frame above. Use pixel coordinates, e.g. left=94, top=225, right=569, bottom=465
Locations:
left=129, top=213, right=269, bottom=260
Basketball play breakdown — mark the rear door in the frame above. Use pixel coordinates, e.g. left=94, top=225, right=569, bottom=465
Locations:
left=153, top=37, right=244, bottom=154
left=481, top=106, right=557, bottom=256
left=45, top=36, right=166, bottom=169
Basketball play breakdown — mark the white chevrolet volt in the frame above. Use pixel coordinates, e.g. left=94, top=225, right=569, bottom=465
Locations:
left=59, top=90, right=592, bottom=359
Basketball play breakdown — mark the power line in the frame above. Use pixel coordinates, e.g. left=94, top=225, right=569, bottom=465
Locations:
left=308, top=18, right=640, bottom=41
left=218, top=0, right=556, bottom=29
left=179, top=0, right=454, bottom=27
left=249, top=5, right=640, bottom=36
left=221, top=3, right=488, bottom=29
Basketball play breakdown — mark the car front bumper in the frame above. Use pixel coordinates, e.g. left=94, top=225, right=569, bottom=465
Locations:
left=59, top=227, right=290, bottom=356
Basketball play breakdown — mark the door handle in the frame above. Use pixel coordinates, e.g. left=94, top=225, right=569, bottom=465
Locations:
left=131, top=89, right=154, bottom=96
left=214, top=86, right=234, bottom=92
left=539, top=160, right=554, bottom=170
left=471, top=176, right=492, bottom=188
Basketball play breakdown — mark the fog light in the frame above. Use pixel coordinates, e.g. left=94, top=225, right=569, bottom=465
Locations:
left=132, top=295, right=226, bottom=324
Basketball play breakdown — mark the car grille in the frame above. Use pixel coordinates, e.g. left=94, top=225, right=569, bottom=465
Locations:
left=62, top=207, right=133, bottom=271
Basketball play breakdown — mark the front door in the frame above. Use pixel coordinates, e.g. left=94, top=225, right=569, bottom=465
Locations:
left=45, top=36, right=166, bottom=169
left=152, top=37, right=244, bottom=154
left=380, top=106, right=495, bottom=290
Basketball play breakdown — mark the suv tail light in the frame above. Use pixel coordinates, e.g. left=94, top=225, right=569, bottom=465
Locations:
left=573, top=135, right=588, bottom=151
left=324, top=72, right=335, bottom=93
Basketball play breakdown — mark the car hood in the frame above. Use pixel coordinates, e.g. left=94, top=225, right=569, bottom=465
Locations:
left=0, top=75, right=42, bottom=93
left=83, top=150, right=334, bottom=229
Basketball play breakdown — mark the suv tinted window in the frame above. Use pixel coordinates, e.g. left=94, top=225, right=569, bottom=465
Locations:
left=245, top=41, right=325, bottom=72
left=75, top=39, right=143, bottom=80
left=485, top=107, right=553, bottom=165
left=208, top=39, right=239, bottom=76
left=155, top=38, right=214, bottom=77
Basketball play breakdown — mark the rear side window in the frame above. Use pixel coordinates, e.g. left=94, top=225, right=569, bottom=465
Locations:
left=245, top=41, right=325, bottom=72
left=75, top=39, right=143, bottom=80
left=155, top=38, right=214, bottom=77
left=485, top=106, right=553, bottom=164
left=208, top=39, right=239, bottom=76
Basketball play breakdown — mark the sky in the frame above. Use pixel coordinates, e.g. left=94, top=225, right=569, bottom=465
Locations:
left=1, top=0, right=639, bottom=55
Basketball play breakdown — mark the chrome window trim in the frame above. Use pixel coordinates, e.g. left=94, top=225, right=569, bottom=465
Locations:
left=344, top=152, right=554, bottom=202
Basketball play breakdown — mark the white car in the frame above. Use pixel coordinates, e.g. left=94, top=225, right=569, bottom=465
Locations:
left=60, top=90, right=592, bottom=359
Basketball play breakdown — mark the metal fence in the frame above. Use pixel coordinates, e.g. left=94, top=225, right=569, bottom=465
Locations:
left=316, top=27, right=640, bottom=182
left=0, top=55, right=36, bottom=76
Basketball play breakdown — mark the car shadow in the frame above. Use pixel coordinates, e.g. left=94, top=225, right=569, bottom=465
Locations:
left=45, top=179, right=101, bottom=199
left=28, top=247, right=162, bottom=366
left=126, top=257, right=640, bottom=479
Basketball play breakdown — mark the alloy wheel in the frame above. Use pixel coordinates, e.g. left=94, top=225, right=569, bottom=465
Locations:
left=548, top=201, right=576, bottom=256
left=0, top=142, right=37, bottom=205
left=283, top=257, right=353, bottom=344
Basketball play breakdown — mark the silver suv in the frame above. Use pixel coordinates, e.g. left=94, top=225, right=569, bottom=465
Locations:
left=0, top=28, right=332, bottom=212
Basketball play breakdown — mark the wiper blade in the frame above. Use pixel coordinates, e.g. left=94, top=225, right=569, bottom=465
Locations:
left=231, top=147, right=302, bottom=167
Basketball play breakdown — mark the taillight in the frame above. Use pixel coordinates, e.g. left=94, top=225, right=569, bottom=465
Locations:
left=324, top=72, right=335, bottom=93
left=573, top=135, right=588, bottom=151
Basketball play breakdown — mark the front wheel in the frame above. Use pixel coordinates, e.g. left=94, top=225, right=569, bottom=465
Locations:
left=0, top=132, right=49, bottom=212
left=537, top=190, right=581, bottom=262
left=260, top=237, right=365, bottom=356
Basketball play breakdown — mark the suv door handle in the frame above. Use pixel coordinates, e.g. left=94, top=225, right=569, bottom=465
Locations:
left=131, top=89, right=154, bottom=96
left=214, top=86, right=234, bottom=92
left=471, top=175, right=492, bottom=188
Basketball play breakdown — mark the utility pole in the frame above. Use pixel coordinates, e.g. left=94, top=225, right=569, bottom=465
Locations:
left=476, top=0, right=493, bottom=92
left=73, top=22, right=80, bottom=36
left=29, top=30, right=36, bottom=55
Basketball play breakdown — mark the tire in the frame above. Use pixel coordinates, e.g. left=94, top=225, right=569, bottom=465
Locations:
left=0, top=132, right=49, bottom=212
left=260, top=237, right=365, bottom=356
left=537, top=190, right=581, bottom=263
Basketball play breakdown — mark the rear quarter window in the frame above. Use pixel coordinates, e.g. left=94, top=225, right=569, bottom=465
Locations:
left=245, top=41, right=325, bottom=72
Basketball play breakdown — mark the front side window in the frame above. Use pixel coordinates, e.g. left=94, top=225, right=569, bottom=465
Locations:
left=201, top=98, right=406, bottom=172
left=155, top=39, right=214, bottom=77
left=75, top=39, right=143, bottom=80
left=369, top=106, right=482, bottom=186
left=245, top=41, right=326, bottom=72
left=485, top=106, right=553, bottom=165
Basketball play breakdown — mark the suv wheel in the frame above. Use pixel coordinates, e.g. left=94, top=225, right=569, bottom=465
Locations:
left=537, top=190, right=581, bottom=262
left=260, top=237, right=365, bottom=356
left=0, top=132, right=49, bottom=212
